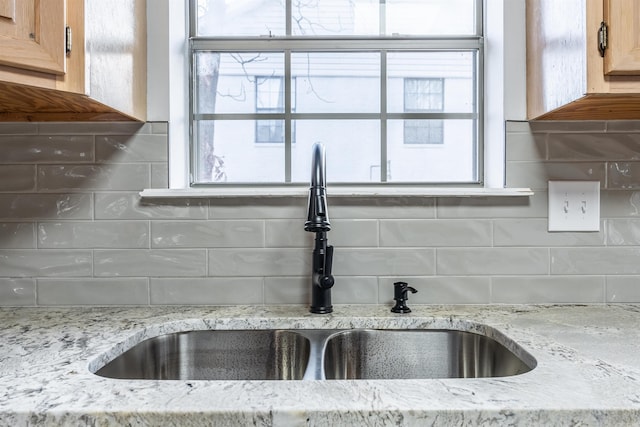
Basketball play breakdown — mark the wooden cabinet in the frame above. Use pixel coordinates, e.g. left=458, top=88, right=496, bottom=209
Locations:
left=527, top=0, right=640, bottom=120
left=0, top=0, right=65, bottom=74
left=603, top=0, right=640, bottom=75
left=0, top=0, right=146, bottom=121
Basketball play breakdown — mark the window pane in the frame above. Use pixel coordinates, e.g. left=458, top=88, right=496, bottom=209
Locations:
left=387, top=51, right=475, bottom=114
left=387, top=119, right=476, bottom=183
left=194, top=52, right=284, bottom=114
left=404, top=120, right=444, bottom=145
left=291, top=120, right=380, bottom=183
left=404, top=78, right=444, bottom=111
left=292, top=0, right=380, bottom=36
left=292, top=52, right=380, bottom=113
left=195, top=0, right=477, bottom=37
left=194, top=120, right=284, bottom=183
left=255, top=119, right=285, bottom=143
left=196, top=0, right=285, bottom=36
left=386, top=0, right=477, bottom=36
left=256, top=77, right=284, bottom=111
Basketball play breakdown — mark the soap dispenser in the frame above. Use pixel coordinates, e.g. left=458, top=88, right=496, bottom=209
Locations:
left=391, top=281, right=418, bottom=313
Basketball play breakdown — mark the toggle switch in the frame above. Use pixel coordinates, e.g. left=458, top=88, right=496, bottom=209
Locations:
left=548, top=181, right=600, bottom=232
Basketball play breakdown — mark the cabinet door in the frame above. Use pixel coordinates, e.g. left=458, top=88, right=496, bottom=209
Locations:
left=0, top=0, right=65, bottom=74
left=603, top=0, right=640, bottom=75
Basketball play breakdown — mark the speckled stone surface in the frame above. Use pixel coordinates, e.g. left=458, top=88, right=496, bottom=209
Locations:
left=1, top=304, right=640, bottom=426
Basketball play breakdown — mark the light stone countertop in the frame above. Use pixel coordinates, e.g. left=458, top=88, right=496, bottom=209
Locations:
left=0, top=304, right=639, bottom=426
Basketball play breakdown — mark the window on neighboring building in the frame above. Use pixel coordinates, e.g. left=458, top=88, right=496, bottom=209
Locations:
left=255, top=76, right=296, bottom=144
left=403, top=78, right=444, bottom=145
left=255, top=76, right=285, bottom=144
left=189, top=0, right=482, bottom=185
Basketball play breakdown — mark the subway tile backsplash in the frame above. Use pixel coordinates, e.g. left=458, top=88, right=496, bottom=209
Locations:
left=2, top=120, right=640, bottom=306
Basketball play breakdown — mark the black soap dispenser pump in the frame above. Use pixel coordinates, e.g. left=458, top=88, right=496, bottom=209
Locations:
left=391, top=281, right=418, bottom=313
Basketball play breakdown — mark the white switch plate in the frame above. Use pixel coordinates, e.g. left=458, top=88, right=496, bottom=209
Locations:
left=548, top=181, right=600, bottom=232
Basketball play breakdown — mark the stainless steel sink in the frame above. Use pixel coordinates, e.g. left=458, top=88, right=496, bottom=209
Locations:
left=95, top=330, right=310, bottom=380
left=93, top=328, right=534, bottom=381
left=323, top=329, right=534, bottom=380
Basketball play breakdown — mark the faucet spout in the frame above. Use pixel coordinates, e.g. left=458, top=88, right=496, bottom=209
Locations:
left=305, top=143, right=331, bottom=233
left=304, top=142, right=334, bottom=314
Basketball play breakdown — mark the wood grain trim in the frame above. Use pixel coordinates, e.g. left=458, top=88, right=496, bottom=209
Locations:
left=0, top=111, right=132, bottom=121
left=0, top=81, right=141, bottom=121
left=532, top=94, right=640, bottom=120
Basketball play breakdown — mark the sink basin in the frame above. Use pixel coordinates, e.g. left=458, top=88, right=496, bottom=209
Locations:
left=93, top=327, right=534, bottom=381
left=323, top=329, right=533, bottom=379
left=94, top=330, right=310, bottom=380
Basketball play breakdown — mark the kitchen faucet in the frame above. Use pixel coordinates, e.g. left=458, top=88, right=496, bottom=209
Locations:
left=304, top=142, right=335, bottom=314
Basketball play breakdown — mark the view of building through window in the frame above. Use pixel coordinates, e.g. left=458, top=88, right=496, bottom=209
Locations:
left=403, top=78, right=445, bottom=145
left=255, top=76, right=291, bottom=144
left=190, top=0, right=481, bottom=185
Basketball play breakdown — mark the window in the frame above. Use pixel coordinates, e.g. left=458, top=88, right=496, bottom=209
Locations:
left=189, top=0, right=483, bottom=186
left=404, top=78, right=444, bottom=145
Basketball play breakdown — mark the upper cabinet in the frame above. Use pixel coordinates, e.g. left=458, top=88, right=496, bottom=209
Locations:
left=527, top=0, right=640, bottom=120
left=0, top=0, right=65, bottom=74
left=0, top=0, right=146, bottom=121
left=603, top=0, right=640, bottom=75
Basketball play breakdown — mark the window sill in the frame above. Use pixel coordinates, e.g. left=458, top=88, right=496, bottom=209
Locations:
left=139, top=186, right=533, bottom=198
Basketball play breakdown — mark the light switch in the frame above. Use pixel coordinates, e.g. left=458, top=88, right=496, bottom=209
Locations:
left=548, top=181, right=600, bottom=232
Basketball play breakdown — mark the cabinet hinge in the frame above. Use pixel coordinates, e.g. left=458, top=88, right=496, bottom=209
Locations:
left=65, top=26, right=72, bottom=55
left=598, top=21, right=608, bottom=57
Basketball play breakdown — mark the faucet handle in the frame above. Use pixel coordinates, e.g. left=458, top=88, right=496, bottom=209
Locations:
left=324, top=245, right=334, bottom=276
left=319, top=245, right=334, bottom=289
left=391, top=281, right=417, bottom=313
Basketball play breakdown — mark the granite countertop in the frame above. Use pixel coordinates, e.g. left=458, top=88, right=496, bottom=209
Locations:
left=1, top=304, right=639, bottom=426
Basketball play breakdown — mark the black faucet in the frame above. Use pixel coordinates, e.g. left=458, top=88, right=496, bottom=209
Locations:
left=304, top=142, right=334, bottom=314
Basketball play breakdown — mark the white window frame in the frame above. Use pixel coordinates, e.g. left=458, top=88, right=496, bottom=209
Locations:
left=143, top=0, right=531, bottom=198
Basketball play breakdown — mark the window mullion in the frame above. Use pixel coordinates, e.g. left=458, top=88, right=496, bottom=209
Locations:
left=380, top=50, right=387, bottom=183
left=284, top=1, right=292, bottom=183
left=379, top=0, right=386, bottom=182
left=191, top=38, right=482, bottom=51
left=285, top=50, right=292, bottom=183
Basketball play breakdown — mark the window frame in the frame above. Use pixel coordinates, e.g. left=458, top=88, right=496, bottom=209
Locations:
left=144, top=0, right=529, bottom=197
left=188, top=0, right=484, bottom=187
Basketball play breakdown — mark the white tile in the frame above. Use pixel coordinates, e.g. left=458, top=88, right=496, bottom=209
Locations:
left=494, top=219, right=604, bottom=246
left=551, top=248, right=640, bottom=275
left=606, top=276, right=640, bottom=303
left=38, top=279, right=149, bottom=305
left=437, top=248, right=548, bottom=276
left=493, top=276, right=605, bottom=304
left=0, top=279, right=35, bottom=306
left=152, top=220, right=263, bottom=248
left=209, top=248, right=310, bottom=277
left=151, top=278, right=263, bottom=305
left=94, top=249, right=207, bottom=277
left=380, top=219, right=491, bottom=247
left=39, top=221, right=149, bottom=249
